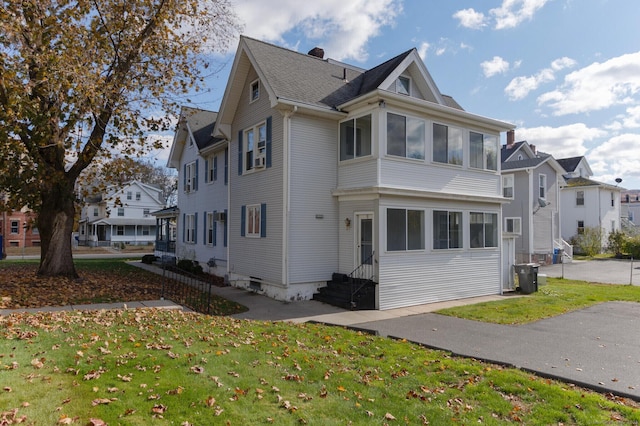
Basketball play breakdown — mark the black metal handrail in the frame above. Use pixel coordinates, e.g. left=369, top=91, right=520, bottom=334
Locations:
left=349, top=251, right=376, bottom=308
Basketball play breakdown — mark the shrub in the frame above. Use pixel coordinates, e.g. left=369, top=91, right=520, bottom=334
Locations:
left=572, top=227, right=602, bottom=257
left=623, top=236, right=640, bottom=259
left=607, top=230, right=626, bottom=257
left=176, top=259, right=203, bottom=275
left=141, top=254, right=158, bottom=264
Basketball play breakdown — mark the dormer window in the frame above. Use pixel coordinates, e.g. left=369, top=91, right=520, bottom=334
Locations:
left=395, top=76, right=410, bottom=95
left=250, top=79, right=260, bottom=102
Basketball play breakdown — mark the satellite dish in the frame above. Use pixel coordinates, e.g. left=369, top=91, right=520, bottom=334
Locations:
left=538, top=198, right=549, bottom=208
left=615, top=178, right=623, bottom=186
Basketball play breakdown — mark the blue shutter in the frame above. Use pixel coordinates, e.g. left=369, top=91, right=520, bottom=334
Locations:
left=266, top=116, right=272, bottom=168
left=194, top=160, right=199, bottom=190
left=224, top=148, right=228, bottom=185
left=213, top=156, right=218, bottom=181
left=182, top=213, right=185, bottom=242
left=240, top=205, right=246, bottom=237
left=223, top=209, right=228, bottom=247
left=203, top=211, right=207, bottom=245
left=204, top=159, right=209, bottom=183
left=238, top=131, right=243, bottom=175
left=260, top=203, right=267, bottom=238
left=194, top=212, right=198, bottom=244
left=213, top=210, right=217, bottom=247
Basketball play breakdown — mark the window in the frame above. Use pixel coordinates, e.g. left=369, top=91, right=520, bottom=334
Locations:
left=244, top=122, right=266, bottom=172
left=246, top=205, right=261, bottom=237
left=503, top=174, right=514, bottom=198
left=117, top=208, right=124, bottom=217
left=433, top=123, right=463, bottom=165
left=577, top=220, right=585, bottom=235
left=116, top=226, right=124, bottom=236
left=32, top=227, right=39, bottom=235
left=207, top=212, right=215, bottom=246
left=576, top=190, right=584, bottom=206
left=386, top=208, right=424, bottom=251
left=135, top=192, right=141, bottom=201
left=185, top=161, right=197, bottom=192
left=611, top=192, right=615, bottom=207
left=206, top=154, right=217, bottom=183
left=340, top=115, right=372, bottom=161
left=504, top=217, right=521, bottom=235
left=10, top=220, right=19, bottom=234
left=470, top=212, right=498, bottom=248
left=93, top=207, right=98, bottom=217
left=185, top=214, right=195, bottom=243
left=469, top=131, right=498, bottom=171
left=143, top=208, right=150, bottom=216
left=386, top=112, right=425, bottom=160
left=126, top=191, right=132, bottom=200
left=538, top=174, right=546, bottom=199
left=395, top=76, right=410, bottom=95
left=141, top=226, right=150, bottom=236
left=250, top=79, right=260, bottom=102
left=433, top=210, right=462, bottom=249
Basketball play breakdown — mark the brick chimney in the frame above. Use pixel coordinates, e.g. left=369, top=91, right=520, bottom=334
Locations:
left=530, top=144, right=537, bottom=155
left=506, top=129, right=515, bottom=147
left=307, top=47, right=324, bottom=59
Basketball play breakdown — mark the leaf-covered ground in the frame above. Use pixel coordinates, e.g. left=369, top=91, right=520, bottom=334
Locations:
left=1, top=309, right=638, bottom=425
left=0, top=262, right=246, bottom=316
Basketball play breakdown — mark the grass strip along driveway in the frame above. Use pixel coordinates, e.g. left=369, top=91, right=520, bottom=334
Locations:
left=437, top=277, right=640, bottom=324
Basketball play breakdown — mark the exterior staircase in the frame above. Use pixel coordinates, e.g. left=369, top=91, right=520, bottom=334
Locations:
left=313, top=273, right=376, bottom=310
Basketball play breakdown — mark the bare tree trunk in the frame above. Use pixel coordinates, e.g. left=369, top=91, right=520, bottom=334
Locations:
left=37, top=179, right=77, bottom=278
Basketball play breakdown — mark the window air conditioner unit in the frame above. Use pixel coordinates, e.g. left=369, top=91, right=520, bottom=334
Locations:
left=254, top=155, right=266, bottom=168
left=214, top=212, right=226, bottom=222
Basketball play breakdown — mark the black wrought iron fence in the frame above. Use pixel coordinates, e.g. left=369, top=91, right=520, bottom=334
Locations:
left=159, top=265, right=218, bottom=315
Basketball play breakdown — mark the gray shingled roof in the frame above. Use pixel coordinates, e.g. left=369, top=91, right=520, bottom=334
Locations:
left=557, top=156, right=583, bottom=173
left=501, top=141, right=526, bottom=162
left=242, top=36, right=461, bottom=110
left=501, top=157, right=547, bottom=171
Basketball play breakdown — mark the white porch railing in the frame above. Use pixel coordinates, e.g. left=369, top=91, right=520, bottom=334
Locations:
left=554, top=239, right=573, bottom=263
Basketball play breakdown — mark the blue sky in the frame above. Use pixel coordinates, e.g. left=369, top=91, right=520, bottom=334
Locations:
left=162, top=0, right=640, bottom=189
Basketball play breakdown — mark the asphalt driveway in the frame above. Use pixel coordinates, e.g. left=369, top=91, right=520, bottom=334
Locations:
left=540, top=258, right=640, bottom=285
left=353, top=301, right=640, bottom=401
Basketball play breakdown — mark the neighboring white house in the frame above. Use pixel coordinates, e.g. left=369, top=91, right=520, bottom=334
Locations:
left=78, top=180, right=164, bottom=247
left=557, top=156, right=623, bottom=250
left=501, top=137, right=567, bottom=265
left=165, top=107, right=228, bottom=275
left=168, top=36, right=514, bottom=310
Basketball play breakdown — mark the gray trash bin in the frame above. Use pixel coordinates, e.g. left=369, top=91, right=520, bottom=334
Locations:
left=514, top=263, right=539, bottom=294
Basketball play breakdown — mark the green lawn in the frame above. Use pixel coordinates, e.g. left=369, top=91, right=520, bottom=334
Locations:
left=437, top=277, right=640, bottom=324
left=1, top=309, right=638, bottom=425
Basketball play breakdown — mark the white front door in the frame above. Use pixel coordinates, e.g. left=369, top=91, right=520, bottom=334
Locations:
left=356, top=213, right=374, bottom=279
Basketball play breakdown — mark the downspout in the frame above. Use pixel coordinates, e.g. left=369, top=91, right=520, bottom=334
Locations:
left=527, top=168, right=533, bottom=263
left=282, top=106, right=298, bottom=288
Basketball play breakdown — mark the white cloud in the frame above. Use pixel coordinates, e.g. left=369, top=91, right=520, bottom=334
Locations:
left=481, top=56, right=510, bottom=78
left=513, top=123, right=606, bottom=158
left=453, top=8, right=487, bottom=29
left=417, top=42, right=430, bottom=61
left=538, top=51, right=640, bottom=116
left=490, top=0, right=551, bottom=30
left=588, top=133, right=640, bottom=184
left=231, top=0, right=402, bottom=62
left=505, top=56, right=576, bottom=100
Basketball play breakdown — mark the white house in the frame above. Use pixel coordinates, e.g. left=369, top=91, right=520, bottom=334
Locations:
left=168, top=36, right=514, bottom=310
left=166, top=107, right=228, bottom=275
left=78, top=180, right=164, bottom=247
left=557, top=156, right=623, bottom=251
left=501, top=138, right=567, bottom=265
